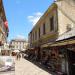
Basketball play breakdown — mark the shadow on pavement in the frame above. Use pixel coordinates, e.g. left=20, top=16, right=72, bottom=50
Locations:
left=24, top=57, right=56, bottom=75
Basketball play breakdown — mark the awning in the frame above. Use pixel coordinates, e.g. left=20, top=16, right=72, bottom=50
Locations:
left=56, top=28, right=75, bottom=41
left=50, top=39, right=75, bottom=47
left=51, top=28, right=75, bottom=47
left=13, top=50, right=20, bottom=52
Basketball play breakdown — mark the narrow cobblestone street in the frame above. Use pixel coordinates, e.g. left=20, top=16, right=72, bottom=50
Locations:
left=1, top=0, right=75, bottom=75
left=0, top=57, right=53, bottom=75
left=15, top=58, right=52, bottom=75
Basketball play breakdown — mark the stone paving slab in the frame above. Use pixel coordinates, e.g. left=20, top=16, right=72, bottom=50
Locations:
left=0, top=58, right=53, bottom=75
left=15, top=58, right=52, bottom=75
left=0, top=71, right=15, bottom=75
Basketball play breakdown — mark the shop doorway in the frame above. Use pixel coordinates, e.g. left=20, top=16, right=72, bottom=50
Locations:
left=67, top=49, right=75, bottom=75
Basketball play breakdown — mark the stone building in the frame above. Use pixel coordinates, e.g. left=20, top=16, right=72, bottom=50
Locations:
left=10, top=39, right=28, bottom=51
left=28, top=0, right=75, bottom=75
left=0, top=0, right=9, bottom=56
left=0, top=0, right=9, bottom=45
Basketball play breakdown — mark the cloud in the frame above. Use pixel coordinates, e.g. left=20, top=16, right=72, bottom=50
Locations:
left=15, top=35, right=25, bottom=39
left=27, top=12, right=43, bottom=26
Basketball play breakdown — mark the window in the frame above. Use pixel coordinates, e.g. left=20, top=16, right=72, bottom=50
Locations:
left=43, top=23, right=45, bottom=35
left=31, top=33, right=32, bottom=42
left=39, top=28, right=40, bottom=38
left=50, top=16, right=54, bottom=31
left=33, top=33, right=34, bottom=41
left=35, top=31, right=37, bottom=40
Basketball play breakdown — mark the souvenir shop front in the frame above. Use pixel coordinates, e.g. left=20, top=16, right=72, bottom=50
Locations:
left=50, top=39, right=75, bottom=75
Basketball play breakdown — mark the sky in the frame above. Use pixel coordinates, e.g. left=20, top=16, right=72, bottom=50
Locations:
left=3, top=0, right=54, bottom=41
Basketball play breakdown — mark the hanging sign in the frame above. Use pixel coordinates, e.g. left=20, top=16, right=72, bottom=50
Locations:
left=4, top=21, right=8, bottom=29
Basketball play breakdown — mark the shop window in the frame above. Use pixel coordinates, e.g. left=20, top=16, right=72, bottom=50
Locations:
left=59, top=50, right=65, bottom=58
left=42, top=51, right=46, bottom=57
left=51, top=54, right=55, bottom=56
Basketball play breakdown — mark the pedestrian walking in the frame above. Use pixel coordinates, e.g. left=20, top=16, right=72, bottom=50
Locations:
left=22, top=53, right=24, bottom=58
left=18, top=53, right=21, bottom=60
left=16, top=53, right=19, bottom=60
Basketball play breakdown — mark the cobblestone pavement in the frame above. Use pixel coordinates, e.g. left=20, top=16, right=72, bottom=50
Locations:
left=15, top=58, right=52, bottom=75
left=0, top=58, right=52, bottom=75
left=0, top=71, right=15, bottom=75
